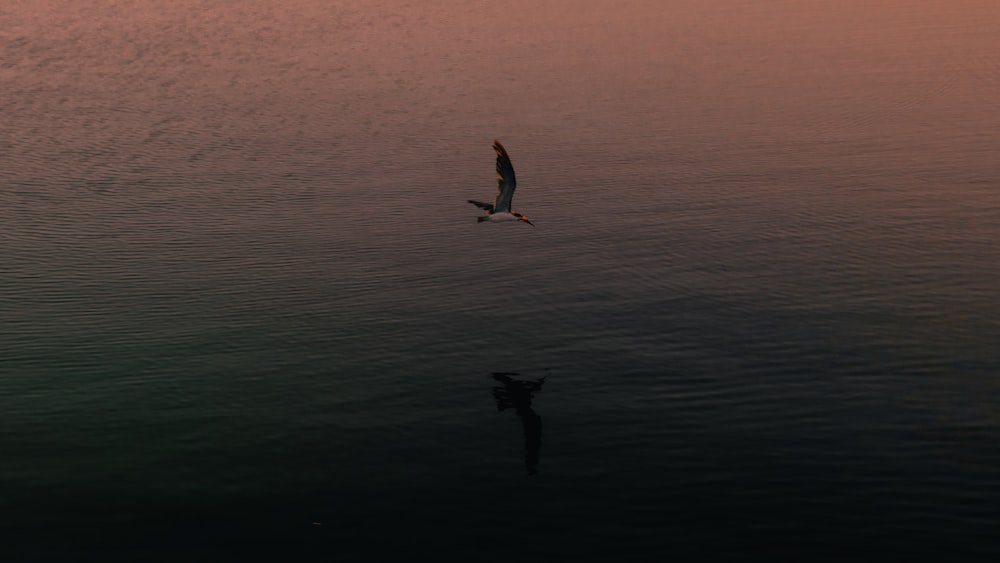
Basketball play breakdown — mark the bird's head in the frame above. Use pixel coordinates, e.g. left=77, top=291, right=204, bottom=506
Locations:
left=513, top=212, right=535, bottom=227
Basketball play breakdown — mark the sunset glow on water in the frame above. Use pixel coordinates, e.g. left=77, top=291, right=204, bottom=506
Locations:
left=4, top=1, right=1000, bottom=560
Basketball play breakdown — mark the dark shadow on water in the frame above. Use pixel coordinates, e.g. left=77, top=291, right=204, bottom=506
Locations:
left=491, top=372, right=545, bottom=475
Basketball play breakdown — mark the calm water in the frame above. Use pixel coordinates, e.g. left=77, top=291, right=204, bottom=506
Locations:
left=3, top=0, right=1000, bottom=560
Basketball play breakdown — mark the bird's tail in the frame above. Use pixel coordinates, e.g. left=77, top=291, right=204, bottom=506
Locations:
left=477, top=215, right=489, bottom=223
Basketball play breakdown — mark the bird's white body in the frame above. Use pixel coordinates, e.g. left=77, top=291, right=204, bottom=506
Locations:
left=487, top=212, right=520, bottom=223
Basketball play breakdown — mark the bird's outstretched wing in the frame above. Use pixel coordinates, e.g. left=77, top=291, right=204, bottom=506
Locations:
left=467, top=199, right=494, bottom=212
left=491, top=140, right=517, bottom=213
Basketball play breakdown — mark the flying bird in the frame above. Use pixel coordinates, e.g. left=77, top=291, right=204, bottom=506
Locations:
left=468, top=140, right=534, bottom=226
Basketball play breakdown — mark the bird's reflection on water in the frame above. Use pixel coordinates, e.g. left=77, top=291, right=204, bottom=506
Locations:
left=491, top=372, right=545, bottom=475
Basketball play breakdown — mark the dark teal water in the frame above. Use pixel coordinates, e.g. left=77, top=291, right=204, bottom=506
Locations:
left=3, top=1, right=1000, bottom=560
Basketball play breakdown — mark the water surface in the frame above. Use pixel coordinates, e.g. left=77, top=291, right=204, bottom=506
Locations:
left=3, top=1, right=1000, bottom=560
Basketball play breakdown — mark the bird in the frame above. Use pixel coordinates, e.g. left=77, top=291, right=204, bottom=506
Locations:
left=468, top=140, right=534, bottom=226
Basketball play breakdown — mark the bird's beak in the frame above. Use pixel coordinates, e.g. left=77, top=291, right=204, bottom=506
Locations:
left=523, top=218, right=535, bottom=227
